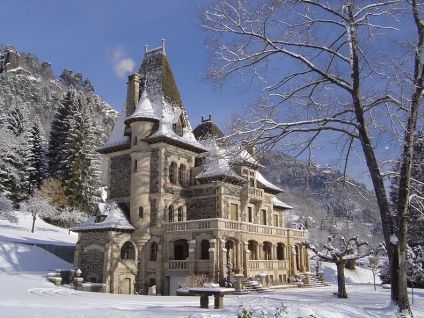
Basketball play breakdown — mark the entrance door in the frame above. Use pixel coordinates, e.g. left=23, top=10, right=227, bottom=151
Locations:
left=120, top=278, right=131, bottom=294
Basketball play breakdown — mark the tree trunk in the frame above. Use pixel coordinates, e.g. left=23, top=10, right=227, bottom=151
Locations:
left=31, top=215, right=36, bottom=233
left=345, top=6, right=410, bottom=311
left=336, top=261, right=347, bottom=298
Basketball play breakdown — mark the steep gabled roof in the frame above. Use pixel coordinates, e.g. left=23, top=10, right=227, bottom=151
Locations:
left=70, top=203, right=134, bottom=232
left=256, top=171, right=283, bottom=193
left=97, top=108, right=130, bottom=154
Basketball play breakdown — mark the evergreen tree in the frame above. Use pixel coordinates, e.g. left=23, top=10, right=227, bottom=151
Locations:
left=1, top=105, right=32, bottom=203
left=6, top=105, right=27, bottom=137
left=63, top=96, right=101, bottom=213
left=48, top=91, right=77, bottom=179
left=27, top=120, right=47, bottom=191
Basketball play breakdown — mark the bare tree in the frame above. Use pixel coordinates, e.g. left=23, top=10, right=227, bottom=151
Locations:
left=21, top=191, right=57, bottom=233
left=306, top=236, right=370, bottom=298
left=201, top=0, right=423, bottom=313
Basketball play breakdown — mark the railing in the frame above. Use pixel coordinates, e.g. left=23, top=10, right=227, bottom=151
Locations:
left=249, top=260, right=289, bottom=270
left=163, top=218, right=307, bottom=239
left=168, top=260, right=188, bottom=270
left=248, top=187, right=264, bottom=199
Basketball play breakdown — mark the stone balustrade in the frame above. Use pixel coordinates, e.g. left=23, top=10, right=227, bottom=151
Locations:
left=163, top=218, right=307, bottom=239
left=249, top=260, right=289, bottom=270
left=168, top=260, right=188, bottom=270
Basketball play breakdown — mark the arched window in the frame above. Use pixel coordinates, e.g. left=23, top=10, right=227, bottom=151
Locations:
left=150, top=242, right=158, bottom=261
left=178, top=164, right=186, bottom=185
left=277, top=243, right=285, bottom=260
left=177, top=207, right=183, bottom=222
left=248, top=240, right=258, bottom=260
left=169, top=162, right=177, bottom=184
left=121, top=241, right=135, bottom=260
left=200, top=240, right=210, bottom=260
left=168, top=205, right=174, bottom=223
left=174, top=239, right=189, bottom=260
left=263, top=242, right=272, bottom=260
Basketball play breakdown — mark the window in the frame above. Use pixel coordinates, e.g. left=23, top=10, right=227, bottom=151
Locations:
left=178, top=164, right=186, bottom=185
left=133, top=136, right=137, bottom=145
left=121, top=241, right=135, bottom=260
left=248, top=207, right=253, bottom=223
left=168, top=205, right=174, bottom=222
left=150, top=242, right=158, bottom=261
left=139, top=207, right=144, bottom=219
left=263, top=242, right=272, bottom=260
left=273, top=214, right=279, bottom=227
left=169, top=162, right=177, bottom=184
left=277, top=243, right=285, bottom=260
left=200, top=240, right=210, bottom=260
left=261, top=209, right=267, bottom=225
left=174, top=240, right=189, bottom=260
left=230, top=203, right=238, bottom=221
left=134, top=159, right=138, bottom=172
left=250, top=178, right=255, bottom=187
left=177, top=207, right=183, bottom=222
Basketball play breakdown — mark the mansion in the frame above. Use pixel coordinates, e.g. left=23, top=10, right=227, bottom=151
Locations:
left=71, top=42, right=309, bottom=295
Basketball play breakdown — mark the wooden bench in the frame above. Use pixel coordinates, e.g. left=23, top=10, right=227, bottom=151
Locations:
left=187, top=287, right=235, bottom=309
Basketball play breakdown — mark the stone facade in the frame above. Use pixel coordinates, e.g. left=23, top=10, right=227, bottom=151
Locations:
left=73, top=43, right=309, bottom=295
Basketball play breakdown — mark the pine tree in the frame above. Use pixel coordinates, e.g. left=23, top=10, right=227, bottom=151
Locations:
left=1, top=105, right=32, bottom=203
left=6, top=105, right=27, bottom=137
left=63, top=96, right=101, bottom=213
left=27, top=120, right=47, bottom=191
left=48, top=91, right=77, bottom=179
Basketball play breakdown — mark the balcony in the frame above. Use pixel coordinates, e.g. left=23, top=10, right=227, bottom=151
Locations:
left=247, top=187, right=264, bottom=201
left=163, top=218, right=308, bottom=239
left=168, top=260, right=188, bottom=270
left=249, top=260, right=289, bottom=271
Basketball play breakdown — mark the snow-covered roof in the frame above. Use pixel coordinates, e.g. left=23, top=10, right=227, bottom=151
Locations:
left=146, top=97, right=206, bottom=152
left=273, top=197, right=293, bottom=210
left=256, top=171, right=283, bottom=193
left=70, top=203, right=134, bottom=232
left=125, top=89, right=158, bottom=122
left=237, top=149, right=260, bottom=166
left=97, top=108, right=129, bottom=151
left=196, top=138, right=245, bottom=181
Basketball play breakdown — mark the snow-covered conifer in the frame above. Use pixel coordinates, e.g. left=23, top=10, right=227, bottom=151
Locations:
left=48, top=90, right=77, bottom=179
left=27, top=120, right=47, bottom=191
left=63, top=96, right=101, bottom=213
left=0, top=194, right=17, bottom=223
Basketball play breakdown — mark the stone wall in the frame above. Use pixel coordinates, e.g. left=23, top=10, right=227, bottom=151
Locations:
left=187, top=197, right=217, bottom=220
left=109, top=154, right=131, bottom=198
left=80, top=249, right=104, bottom=283
left=150, top=149, right=160, bottom=193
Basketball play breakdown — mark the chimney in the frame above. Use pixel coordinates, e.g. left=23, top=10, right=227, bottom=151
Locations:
left=126, top=73, right=141, bottom=117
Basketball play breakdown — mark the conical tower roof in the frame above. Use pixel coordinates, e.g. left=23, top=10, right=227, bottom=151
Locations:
left=125, top=87, right=158, bottom=124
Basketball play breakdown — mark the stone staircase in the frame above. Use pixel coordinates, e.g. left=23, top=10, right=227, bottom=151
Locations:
left=303, top=274, right=328, bottom=288
left=240, top=278, right=269, bottom=293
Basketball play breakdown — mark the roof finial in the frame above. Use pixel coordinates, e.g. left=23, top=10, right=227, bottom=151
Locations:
left=161, top=39, right=166, bottom=54
left=144, top=44, right=148, bottom=54
left=208, top=113, right=212, bottom=121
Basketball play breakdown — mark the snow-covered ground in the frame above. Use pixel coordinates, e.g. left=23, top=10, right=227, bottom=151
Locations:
left=0, top=213, right=423, bottom=317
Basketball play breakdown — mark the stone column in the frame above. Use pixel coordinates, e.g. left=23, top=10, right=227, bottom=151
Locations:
left=208, top=239, right=217, bottom=282
left=219, top=239, right=227, bottom=282
left=188, top=240, right=196, bottom=274
left=235, top=241, right=242, bottom=273
left=242, top=241, right=250, bottom=276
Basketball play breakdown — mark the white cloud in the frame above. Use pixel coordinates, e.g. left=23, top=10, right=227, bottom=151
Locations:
left=110, top=46, right=135, bottom=79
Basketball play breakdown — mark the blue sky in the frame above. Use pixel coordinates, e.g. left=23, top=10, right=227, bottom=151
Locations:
left=1, top=0, right=409, bottom=188
left=0, top=0, right=248, bottom=129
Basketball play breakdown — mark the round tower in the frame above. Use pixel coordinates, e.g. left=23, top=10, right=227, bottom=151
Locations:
left=124, top=87, right=159, bottom=244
